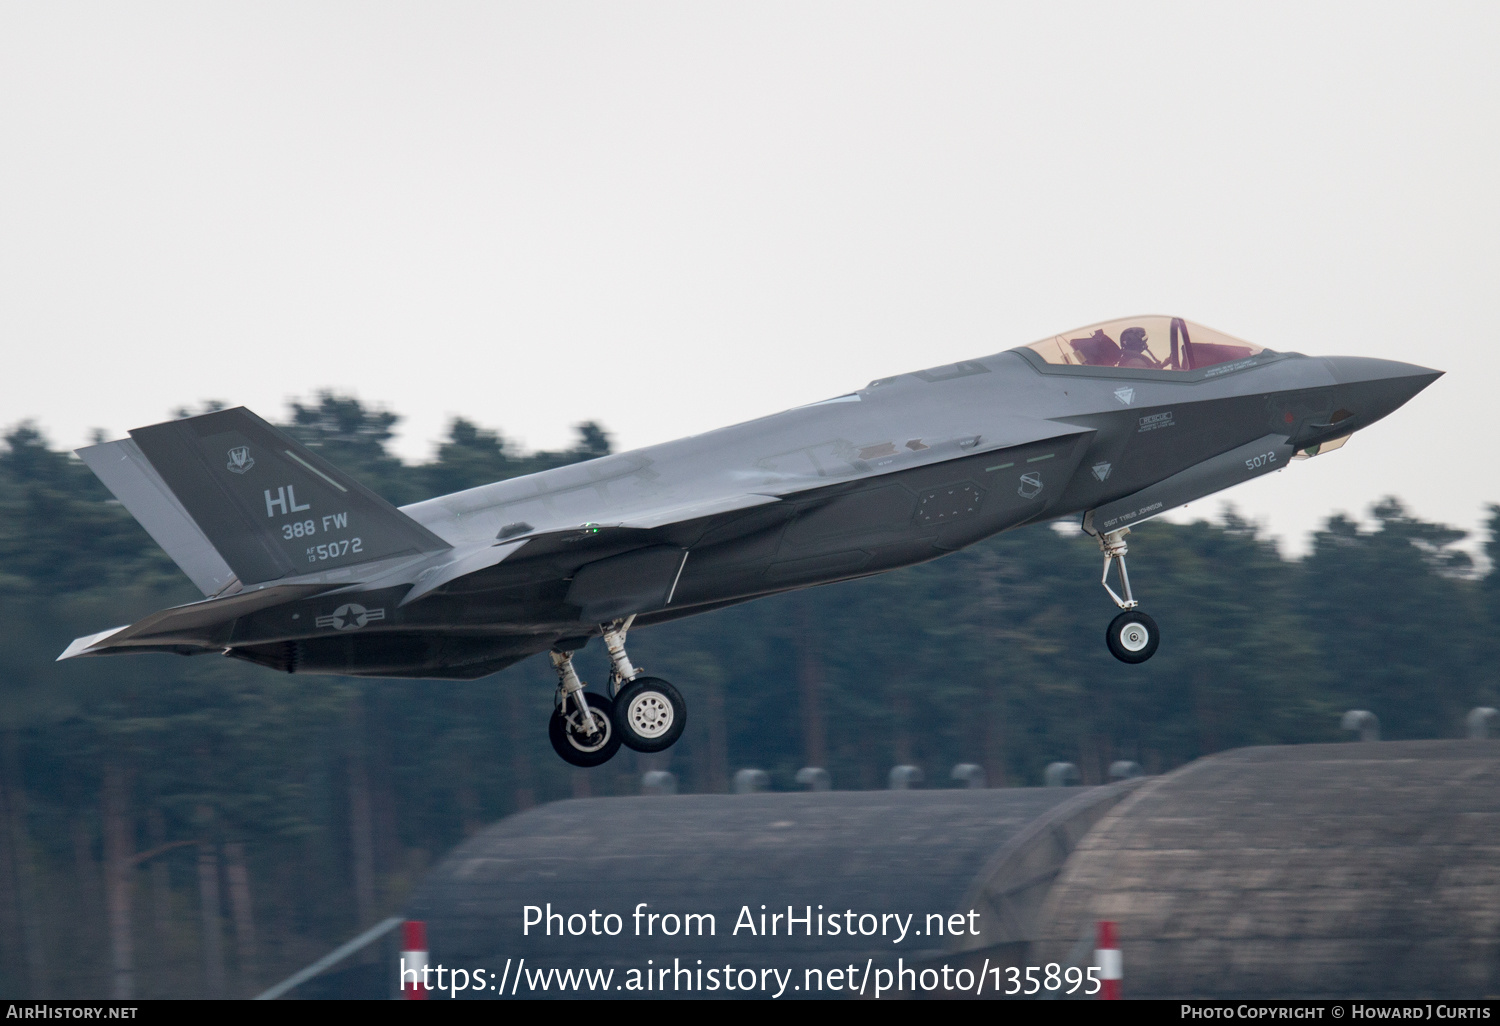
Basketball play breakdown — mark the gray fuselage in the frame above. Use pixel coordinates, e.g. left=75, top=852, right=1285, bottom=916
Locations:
left=215, top=344, right=1434, bottom=679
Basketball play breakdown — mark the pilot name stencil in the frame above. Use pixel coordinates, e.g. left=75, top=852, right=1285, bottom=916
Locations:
left=1101, top=501, right=1165, bottom=531
left=1137, top=411, right=1175, bottom=433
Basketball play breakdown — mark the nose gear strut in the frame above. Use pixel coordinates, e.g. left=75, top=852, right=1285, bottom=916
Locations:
left=1099, top=528, right=1138, bottom=610
left=1096, top=528, right=1160, bottom=664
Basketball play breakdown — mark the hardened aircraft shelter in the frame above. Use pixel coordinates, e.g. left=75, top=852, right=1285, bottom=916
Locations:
left=407, top=740, right=1500, bottom=999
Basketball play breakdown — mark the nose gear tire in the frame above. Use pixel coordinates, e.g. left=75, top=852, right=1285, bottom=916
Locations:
left=1106, top=610, right=1159, bottom=664
left=548, top=692, right=622, bottom=767
left=613, top=676, right=687, bottom=753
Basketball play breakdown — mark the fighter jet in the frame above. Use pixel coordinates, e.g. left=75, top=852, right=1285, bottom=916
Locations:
left=61, top=315, right=1439, bottom=766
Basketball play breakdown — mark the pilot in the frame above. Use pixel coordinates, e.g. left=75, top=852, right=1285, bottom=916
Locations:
left=1117, top=327, right=1160, bottom=369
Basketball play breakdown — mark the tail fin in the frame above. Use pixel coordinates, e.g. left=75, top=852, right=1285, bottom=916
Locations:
left=80, top=407, right=450, bottom=593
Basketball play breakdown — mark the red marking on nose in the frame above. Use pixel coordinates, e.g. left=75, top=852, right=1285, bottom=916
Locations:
left=1284, top=412, right=1295, bottom=424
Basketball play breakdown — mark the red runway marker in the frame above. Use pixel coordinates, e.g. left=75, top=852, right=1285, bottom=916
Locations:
left=1095, top=920, right=1121, bottom=1000
left=402, top=920, right=428, bottom=1000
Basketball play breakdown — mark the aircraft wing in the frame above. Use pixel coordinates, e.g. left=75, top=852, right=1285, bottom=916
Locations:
left=384, top=494, right=779, bottom=606
left=609, top=492, right=781, bottom=529
left=400, top=410, right=1090, bottom=550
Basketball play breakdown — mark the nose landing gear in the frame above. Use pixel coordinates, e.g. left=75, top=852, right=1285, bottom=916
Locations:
left=1098, top=528, right=1160, bottom=664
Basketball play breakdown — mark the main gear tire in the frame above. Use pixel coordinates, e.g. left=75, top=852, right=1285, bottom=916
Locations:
left=1106, top=610, right=1160, bottom=664
left=613, top=676, right=687, bottom=753
left=548, top=692, right=622, bottom=767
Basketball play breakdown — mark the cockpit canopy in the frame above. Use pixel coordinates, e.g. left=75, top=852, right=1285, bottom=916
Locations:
left=1023, top=316, right=1266, bottom=372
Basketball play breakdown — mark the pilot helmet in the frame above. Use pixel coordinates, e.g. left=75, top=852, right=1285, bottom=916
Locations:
left=1120, top=326, right=1149, bottom=351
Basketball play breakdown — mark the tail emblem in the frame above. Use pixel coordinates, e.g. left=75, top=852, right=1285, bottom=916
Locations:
left=226, top=447, right=255, bottom=474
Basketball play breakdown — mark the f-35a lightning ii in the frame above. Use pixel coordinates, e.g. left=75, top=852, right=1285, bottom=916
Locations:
left=62, top=316, right=1439, bottom=766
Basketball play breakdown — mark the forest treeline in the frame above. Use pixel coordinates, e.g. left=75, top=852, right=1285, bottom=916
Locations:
left=0, top=393, right=1495, bottom=998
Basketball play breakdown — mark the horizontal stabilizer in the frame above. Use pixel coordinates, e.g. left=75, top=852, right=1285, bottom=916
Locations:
left=58, top=624, right=133, bottom=661
left=57, top=582, right=334, bottom=660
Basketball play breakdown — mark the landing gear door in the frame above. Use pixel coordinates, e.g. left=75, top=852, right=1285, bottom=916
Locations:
left=566, top=546, right=690, bottom=623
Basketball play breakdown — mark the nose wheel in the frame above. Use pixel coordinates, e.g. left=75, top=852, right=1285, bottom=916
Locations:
left=1097, top=527, right=1160, bottom=664
left=1106, top=610, right=1159, bottom=664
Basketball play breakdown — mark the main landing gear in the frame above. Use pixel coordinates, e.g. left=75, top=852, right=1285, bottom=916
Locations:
left=546, top=616, right=688, bottom=767
left=547, top=650, right=621, bottom=767
left=1098, top=528, right=1159, bottom=664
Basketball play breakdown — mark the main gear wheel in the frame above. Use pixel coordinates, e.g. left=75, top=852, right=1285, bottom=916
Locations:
left=614, top=676, right=687, bottom=753
left=548, top=691, right=622, bottom=767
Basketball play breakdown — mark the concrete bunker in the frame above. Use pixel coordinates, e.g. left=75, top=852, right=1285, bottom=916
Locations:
left=408, top=740, right=1500, bottom=998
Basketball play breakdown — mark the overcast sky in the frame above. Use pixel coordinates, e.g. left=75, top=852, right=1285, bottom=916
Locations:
left=1, top=2, right=1494, bottom=555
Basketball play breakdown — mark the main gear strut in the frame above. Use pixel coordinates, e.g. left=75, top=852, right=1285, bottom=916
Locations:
left=550, top=649, right=600, bottom=734
left=600, top=615, right=641, bottom=696
left=546, top=649, right=621, bottom=767
left=598, top=616, right=688, bottom=754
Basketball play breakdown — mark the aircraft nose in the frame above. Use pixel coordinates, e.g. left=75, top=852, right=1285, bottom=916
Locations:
left=1321, top=356, right=1443, bottom=423
left=1323, top=355, right=1442, bottom=386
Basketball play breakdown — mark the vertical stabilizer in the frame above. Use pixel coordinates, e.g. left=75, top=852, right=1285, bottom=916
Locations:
left=77, top=439, right=239, bottom=596
left=81, top=407, right=451, bottom=590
